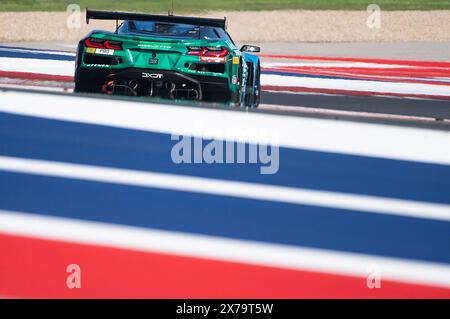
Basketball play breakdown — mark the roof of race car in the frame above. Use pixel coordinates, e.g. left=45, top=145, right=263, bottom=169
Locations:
left=117, top=20, right=228, bottom=40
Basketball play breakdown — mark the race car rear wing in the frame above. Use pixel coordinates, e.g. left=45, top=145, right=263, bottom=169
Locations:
left=86, top=9, right=227, bottom=30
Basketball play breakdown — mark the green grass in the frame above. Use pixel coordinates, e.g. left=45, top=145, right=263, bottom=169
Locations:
left=1, top=0, right=450, bottom=12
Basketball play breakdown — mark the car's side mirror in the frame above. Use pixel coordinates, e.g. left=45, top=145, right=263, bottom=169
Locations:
left=240, top=45, right=261, bottom=53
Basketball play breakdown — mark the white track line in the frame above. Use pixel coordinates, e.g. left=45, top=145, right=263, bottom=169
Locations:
left=0, top=47, right=75, bottom=56
left=0, top=90, right=449, bottom=165
left=0, top=83, right=71, bottom=92
left=0, top=209, right=449, bottom=288
left=263, top=62, right=412, bottom=68
left=262, top=74, right=450, bottom=97
left=1, top=155, right=449, bottom=221
left=0, top=57, right=74, bottom=76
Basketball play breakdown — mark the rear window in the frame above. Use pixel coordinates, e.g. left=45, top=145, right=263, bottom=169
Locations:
left=119, top=20, right=226, bottom=40
left=127, top=21, right=200, bottom=39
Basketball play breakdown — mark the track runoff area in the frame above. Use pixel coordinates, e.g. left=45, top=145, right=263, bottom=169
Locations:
left=0, top=45, right=449, bottom=298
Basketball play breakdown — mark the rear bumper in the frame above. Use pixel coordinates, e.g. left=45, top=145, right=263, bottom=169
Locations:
left=76, top=67, right=231, bottom=101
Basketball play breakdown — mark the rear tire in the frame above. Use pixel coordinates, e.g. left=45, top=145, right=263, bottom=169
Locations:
left=244, top=61, right=260, bottom=108
left=74, top=43, right=108, bottom=94
left=252, top=61, right=261, bottom=108
left=74, top=67, right=107, bottom=94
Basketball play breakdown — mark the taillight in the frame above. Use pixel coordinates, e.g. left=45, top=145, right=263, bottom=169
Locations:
left=204, top=47, right=228, bottom=57
left=84, top=38, right=105, bottom=48
left=84, top=38, right=123, bottom=50
left=104, top=40, right=123, bottom=50
left=187, top=46, right=228, bottom=62
left=186, top=46, right=203, bottom=55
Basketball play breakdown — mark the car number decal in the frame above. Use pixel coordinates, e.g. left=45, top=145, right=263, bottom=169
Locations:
left=95, top=48, right=115, bottom=55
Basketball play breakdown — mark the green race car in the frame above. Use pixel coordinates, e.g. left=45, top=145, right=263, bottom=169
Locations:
left=75, top=10, right=261, bottom=107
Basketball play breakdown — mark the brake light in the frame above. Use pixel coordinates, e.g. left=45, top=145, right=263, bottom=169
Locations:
left=84, top=38, right=123, bottom=50
left=186, top=46, right=203, bottom=55
left=204, top=47, right=228, bottom=57
left=187, top=46, right=228, bottom=61
left=104, top=40, right=123, bottom=50
left=84, top=38, right=105, bottom=48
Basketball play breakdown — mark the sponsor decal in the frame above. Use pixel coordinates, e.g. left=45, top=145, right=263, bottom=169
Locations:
left=232, top=57, right=240, bottom=65
left=84, top=64, right=111, bottom=67
left=138, top=43, right=172, bottom=49
left=232, top=75, right=238, bottom=85
left=142, top=73, right=163, bottom=79
left=95, top=48, right=115, bottom=56
left=148, top=58, right=159, bottom=65
left=86, top=47, right=95, bottom=54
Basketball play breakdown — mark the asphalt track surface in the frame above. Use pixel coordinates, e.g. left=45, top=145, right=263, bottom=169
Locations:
left=261, top=92, right=450, bottom=130
left=262, top=91, right=450, bottom=118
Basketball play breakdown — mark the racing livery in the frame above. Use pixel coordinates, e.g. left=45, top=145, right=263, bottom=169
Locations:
left=75, top=10, right=261, bottom=107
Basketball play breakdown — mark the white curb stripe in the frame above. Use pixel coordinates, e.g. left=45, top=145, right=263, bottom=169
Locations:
left=1, top=155, right=449, bottom=221
left=0, top=90, right=449, bottom=165
left=0, top=210, right=449, bottom=288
